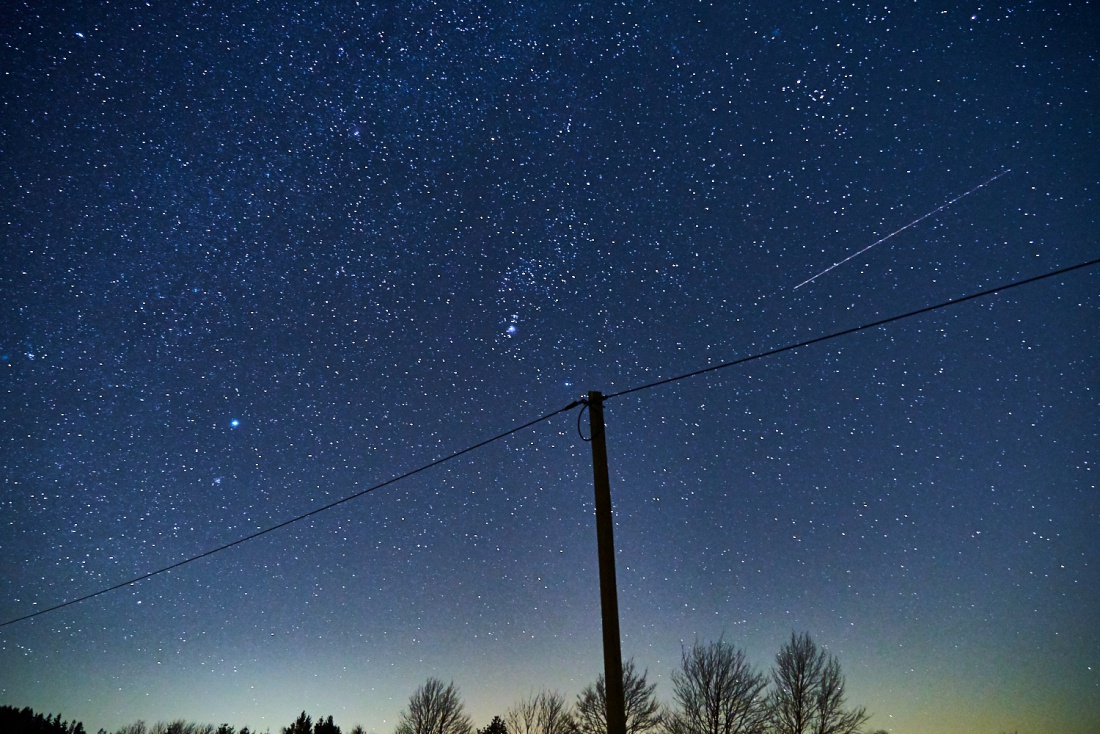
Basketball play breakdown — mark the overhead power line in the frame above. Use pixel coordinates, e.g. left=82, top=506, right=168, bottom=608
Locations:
left=2, top=257, right=1095, bottom=629
left=0, top=400, right=581, bottom=629
left=606, top=257, right=1099, bottom=400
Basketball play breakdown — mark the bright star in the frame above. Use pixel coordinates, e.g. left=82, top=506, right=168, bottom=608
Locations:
left=230, top=419, right=240, bottom=428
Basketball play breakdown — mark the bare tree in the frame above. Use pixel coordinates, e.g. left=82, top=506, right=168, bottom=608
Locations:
left=665, top=640, right=768, bottom=734
left=396, top=679, right=473, bottom=734
left=576, top=659, right=662, bottom=734
left=114, top=724, right=149, bottom=734
left=154, top=724, right=215, bottom=734
left=505, top=691, right=575, bottom=734
left=767, top=632, right=868, bottom=734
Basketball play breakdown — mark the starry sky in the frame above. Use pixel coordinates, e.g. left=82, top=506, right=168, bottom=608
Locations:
left=2, top=2, right=1097, bottom=733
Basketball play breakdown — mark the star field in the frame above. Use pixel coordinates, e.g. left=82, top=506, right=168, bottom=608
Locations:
left=1, top=3, right=1096, bottom=734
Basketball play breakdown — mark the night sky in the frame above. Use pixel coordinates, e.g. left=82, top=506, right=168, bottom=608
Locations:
left=2, top=2, right=1097, bottom=734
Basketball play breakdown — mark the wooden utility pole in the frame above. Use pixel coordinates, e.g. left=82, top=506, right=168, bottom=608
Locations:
left=586, top=391, right=627, bottom=734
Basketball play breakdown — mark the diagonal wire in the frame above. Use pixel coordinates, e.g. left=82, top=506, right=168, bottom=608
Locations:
left=607, top=257, right=1099, bottom=401
left=0, top=400, right=583, bottom=628
left=4, top=257, right=1096, bottom=628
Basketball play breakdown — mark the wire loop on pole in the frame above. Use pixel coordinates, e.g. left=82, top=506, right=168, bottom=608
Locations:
left=577, top=399, right=592, bottom=442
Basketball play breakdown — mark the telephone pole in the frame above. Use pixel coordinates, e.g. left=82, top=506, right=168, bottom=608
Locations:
left=586, top=391, right=626, bottom=734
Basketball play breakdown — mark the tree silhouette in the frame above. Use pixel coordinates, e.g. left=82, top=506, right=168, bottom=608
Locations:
left=505, top=691, right=574, bottom=734
left=0, top=706, right=87, bottom=734
left=313, top=716, right=341, bottom=734
left=106, top=721, right=261, bottom=734
left=575, top=659, right=662, bottom=734
left=395, top=679, right=473, bottom=734
left=154, top=724, right=216, bottom=734
left=767, top=632, right=868, bottom=734
left=477, top=717, right=508, bottom=734
left=664, top=640, right=768, bottom=734
left=114, top=723, right=149, bottom=734
left=283, top=713, right=313, bottom=734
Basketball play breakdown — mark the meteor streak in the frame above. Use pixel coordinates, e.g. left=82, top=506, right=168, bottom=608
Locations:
left=794, top=168, right=1012, bottom=290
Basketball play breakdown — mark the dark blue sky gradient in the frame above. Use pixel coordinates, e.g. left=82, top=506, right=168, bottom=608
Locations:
left=2, top=3, right=1096, bottom=733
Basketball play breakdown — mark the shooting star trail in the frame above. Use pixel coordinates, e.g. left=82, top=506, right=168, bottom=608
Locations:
left=793, top=168, right=1013, bottom=290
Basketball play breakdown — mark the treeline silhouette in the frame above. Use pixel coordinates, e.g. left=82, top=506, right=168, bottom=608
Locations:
left=1, top=706, right=87, bottom=734
left=7, top=634, right=890, bottom=734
